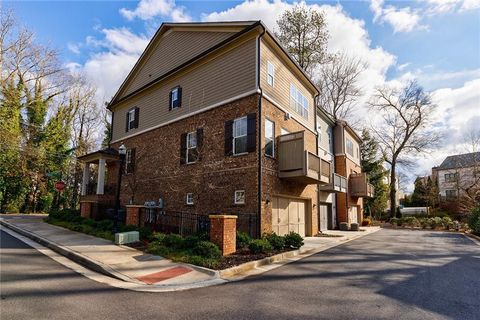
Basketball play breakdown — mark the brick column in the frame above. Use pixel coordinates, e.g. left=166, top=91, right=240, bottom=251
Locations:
left=80, top=201, right=92, bottom=219
left=209, top=215, right=237, bottom=256
left=126, top=205, right=143, bottom=227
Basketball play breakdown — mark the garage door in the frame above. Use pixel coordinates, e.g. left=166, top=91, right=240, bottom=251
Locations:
left=348, top=206, right=358, bottom=224
left=272, top=197, right=306, bottom=237
left=319, top=204, right=328, bottom=232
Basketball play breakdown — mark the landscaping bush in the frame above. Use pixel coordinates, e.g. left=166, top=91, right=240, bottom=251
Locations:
left=184, top=255, right=219, bottom=269
left=163, top=233, right=185, bottom=249
left=191, top=241, right=221, bottom=259
left=263, top=233, right=285, bottom=250
left=468, top=206, right=480, bottom=235
left=430, top=217, right=443, bottom=229
left=150, top=232, right=166, bottom=244
left=236, top=231, right=252, bottom=249
left=442, top=216, right=454, bottom=230
left=284, top=231, right=304, bottom=249
left=248, top=239, right=273, bottom=254
left=390, top=217, right=399, bottom=226
left=137, top=226, right=153, bottom=240
left=362, top=218, right=371, bottom=226
left=120, top=224, right=138, bottom=232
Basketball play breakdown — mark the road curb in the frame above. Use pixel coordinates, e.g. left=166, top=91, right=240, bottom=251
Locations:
left=464, top=232, right=480, bottom=245
left=0, top=219, right=141, bottom=284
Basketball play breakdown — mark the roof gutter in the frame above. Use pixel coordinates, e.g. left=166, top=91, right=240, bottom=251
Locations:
left=257, top=23, right=266, bottom=239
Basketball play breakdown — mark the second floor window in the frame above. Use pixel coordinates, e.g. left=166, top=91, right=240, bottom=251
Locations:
left=267, top=61, right=275, bottom=86
left=346, top=138, right=354, bottom=157
left=225, top=114, right=256, bottom=156
left=126, top=107, right=139, bottom=132
left=445, top=173, right=458, bottom=182
left=290, top=84, right=309, bottom=120
left=169, top=86, right=182, bottom=110
left=446, top=189, right=457, bottom=198
left=265, top=119, right=275, bottom=157
left=233, top=116, right=248, bottom=155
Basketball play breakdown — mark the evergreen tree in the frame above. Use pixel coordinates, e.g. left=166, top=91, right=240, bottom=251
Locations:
left=360, top=129, right=388, bottom=219
left=410, top=177, right=428, bottom=207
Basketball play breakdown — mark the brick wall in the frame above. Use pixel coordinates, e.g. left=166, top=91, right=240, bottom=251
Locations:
left=335, top=155, right=363, bottom=225
left=260, top=98, right=318, bottom=236
left=109, top=94, right=260, bottom=218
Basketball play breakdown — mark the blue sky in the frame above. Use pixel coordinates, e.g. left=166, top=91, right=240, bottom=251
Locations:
left=4, top=0, right=480, bottom=189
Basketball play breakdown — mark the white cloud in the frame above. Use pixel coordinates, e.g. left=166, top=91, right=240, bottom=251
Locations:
left=425, top=0, right=480, bottom=14
left=397, top=62, right=411, bottom=71
left=67, top=42, right=81, bottom=54
left=119, top=0, right=191, bottom=22
left=370, top=0, right=426, bottom=33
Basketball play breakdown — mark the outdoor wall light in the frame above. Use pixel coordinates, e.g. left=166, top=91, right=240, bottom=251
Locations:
left=118, top=143, right=126, bottom=155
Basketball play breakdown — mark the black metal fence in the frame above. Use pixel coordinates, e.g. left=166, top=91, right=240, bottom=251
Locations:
left=138, top=207, right=260, bottom=238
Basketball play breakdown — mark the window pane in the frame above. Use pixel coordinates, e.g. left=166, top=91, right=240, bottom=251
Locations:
left=234, top=117, right=247, bottom=137
left=265, top=139, right=273, bottom=156
left=187, top=132, right=196, bottom=148
left=265, top=119, right=274, bottom=139
left=234, top=136, right=247, bottom=154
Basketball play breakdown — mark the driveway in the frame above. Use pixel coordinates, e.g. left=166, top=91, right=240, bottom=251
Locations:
left=1, top=228, right=479, bottom=320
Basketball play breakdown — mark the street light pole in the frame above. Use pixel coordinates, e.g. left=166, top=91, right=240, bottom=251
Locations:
left=113, top=143, right=126, bottom=234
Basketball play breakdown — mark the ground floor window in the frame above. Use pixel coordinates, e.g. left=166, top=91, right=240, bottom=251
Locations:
left=186, top=193, right=194, bottom=205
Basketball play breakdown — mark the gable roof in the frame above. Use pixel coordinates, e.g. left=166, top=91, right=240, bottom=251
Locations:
left=438, top=152, right=480, bottom=170
left=107, top=20, right=320, bottom=109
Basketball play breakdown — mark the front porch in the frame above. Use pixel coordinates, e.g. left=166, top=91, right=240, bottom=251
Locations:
left=78, top=148, right=120, bottom=220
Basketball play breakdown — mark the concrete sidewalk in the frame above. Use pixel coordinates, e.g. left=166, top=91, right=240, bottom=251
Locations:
left=0, top=214, right=223, bottom=291
left=1, top=214, right=381, bottom=291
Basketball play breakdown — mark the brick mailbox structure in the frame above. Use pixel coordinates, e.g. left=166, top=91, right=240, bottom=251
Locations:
left=125, top=205, right=143, bottom=226
left=209, top=215, right=237, bottom=256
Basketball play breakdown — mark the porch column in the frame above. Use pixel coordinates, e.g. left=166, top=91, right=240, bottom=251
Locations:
left=96, top=158, right=106, bottom=195
left=81, top=164, right=90, bottom=196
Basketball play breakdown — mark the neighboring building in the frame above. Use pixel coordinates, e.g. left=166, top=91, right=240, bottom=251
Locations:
left=383, top=172, right=403, bottom=209
left=433, top=152, right=480, bottom=202
left=78, top=21, right=371, bottom=237
left=333, top=120, right=374, bottom=225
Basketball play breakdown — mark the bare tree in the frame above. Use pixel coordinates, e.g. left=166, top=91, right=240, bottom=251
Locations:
left=276, top=4, right=329, bottom=76
left=369, top=80, right=439, bottom=217
left=317, top=52, right=365, bottom=122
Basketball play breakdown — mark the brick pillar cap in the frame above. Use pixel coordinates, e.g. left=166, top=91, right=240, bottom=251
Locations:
left=209, top=215, right=238, bottom=219
left=80, top=200, right=98, bottom=203
left=125, top=205, right=145, bottom=208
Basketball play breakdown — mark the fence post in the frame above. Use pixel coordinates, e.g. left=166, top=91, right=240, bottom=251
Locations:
left=209, top=215, right=237, bottom=256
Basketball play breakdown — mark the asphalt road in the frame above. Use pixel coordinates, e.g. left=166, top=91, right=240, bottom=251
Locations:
left=1, top=228, right=479, bottom=320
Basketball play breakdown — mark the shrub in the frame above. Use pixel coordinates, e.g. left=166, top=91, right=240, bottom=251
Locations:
left=248, top=239, right=273, bottom=254
left=191, top=241, right=221, bottom=259
left=184, top=235, right=201, bottom=248
left=120, top=224, right=138, bottom=232
left=150, top=232, right=166, bottom=244
left=430, top=217, right=443, bottom=229
left=137, top=226, right=153, bottom=240
left=163, top=233, right=185, bottom=249
left=263, top=233, right=285, bottom=250
left=442, top=216, right=454, bottom=230
left=96, top=220, right=113, bottom=232
left=236, top=231, right=252, bottom=249
left=390, top=217, right=399, bottom=226
left=184, top=255, right=219, bottom=269
left=362, top=218, right=371, bottom=226
left=284, top=231, right=304, bottom=249
left=468, top=206, right=480, bottom=235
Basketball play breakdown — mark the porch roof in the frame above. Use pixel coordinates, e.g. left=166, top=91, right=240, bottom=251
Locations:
left=77, top=148, right=120, bottom=163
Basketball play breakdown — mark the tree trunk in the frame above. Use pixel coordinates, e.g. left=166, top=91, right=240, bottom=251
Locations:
left=390, top=164, right=397, bottom=218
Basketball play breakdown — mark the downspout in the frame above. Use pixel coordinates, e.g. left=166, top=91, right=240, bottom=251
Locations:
left=257, top=24, right=266, bottom=238
left=313, top=95, right=319, bottom=235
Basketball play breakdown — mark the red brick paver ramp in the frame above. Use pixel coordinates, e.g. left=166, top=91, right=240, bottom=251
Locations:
left=136, top=266, right=192, bottom=284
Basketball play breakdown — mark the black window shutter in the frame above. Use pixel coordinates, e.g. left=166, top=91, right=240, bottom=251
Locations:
left=125, top=111, right=129, bottom=132
left=196, top=127, right=203, bottom=161
left=224, top=120, right=233, bottom=156
left=247, top=113, right=256, bottom=153
left=168, top=91, right=173, bottom=111
left=134, top=107, right=139, bottom=128
left=180, top=133, right=187, bottom=165
left=177, top=87, right=182, bottom=108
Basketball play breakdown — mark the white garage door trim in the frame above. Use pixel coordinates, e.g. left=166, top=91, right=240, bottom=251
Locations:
left=272, top=196, right=306, bottom=237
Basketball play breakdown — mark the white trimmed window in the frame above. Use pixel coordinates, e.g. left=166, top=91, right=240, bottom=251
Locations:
left=186, top=131, right=197, bottom=164
left=234, top=190, right=245, bottom=204
left=186, top=193, right=194, bottom=205
left=265, top=119, right=275, bottom=157
left=267, top=61, right=275, bottom=86
left=289, top=84, right=309, bottom=120
left=445, top=189, right=457, bottom=199
left=346, top=138, right=354, bottom=157
left=170, top=87, right=179, bottom=109
left=128, top=109, right=136, bottom=130
left=233, top=116, right=248, bottom=155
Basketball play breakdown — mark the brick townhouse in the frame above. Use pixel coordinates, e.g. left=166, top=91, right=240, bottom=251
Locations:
left=78, top=21, right=372, bottom=236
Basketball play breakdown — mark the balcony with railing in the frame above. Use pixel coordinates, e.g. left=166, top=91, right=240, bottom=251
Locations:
left=349, top=172, right=375, bottom=198
left=319, top=173, right=348, bottom=193
left=278, top=131, right=330, bottom=185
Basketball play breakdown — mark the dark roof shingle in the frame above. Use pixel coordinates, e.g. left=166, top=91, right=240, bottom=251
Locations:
left=438, top=152, right=480, bottom=170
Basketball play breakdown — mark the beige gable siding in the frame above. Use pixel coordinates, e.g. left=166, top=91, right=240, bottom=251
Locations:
left=260, top=39, right=315, bottom=132
left=119, top=31, right=235, bottom=99
left=112, top=37, right=257, bottom=142
left=316, top=115, right=333, bottom=158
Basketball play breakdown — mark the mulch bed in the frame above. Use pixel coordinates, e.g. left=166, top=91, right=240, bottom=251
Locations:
left=213, top=249, right=287, bottom=270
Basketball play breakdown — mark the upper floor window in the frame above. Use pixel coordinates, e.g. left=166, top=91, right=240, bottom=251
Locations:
left=267, top=61, right=275, bottom=86
left=444, top=173, right=458, bottom=182
left=265, top=119, right=275, bottom=157
left=290, top=84, right=309, bottom=120
left=346, top=138, right=354, bottom=157
left=233, top=116, right=248, bottom=155
left=169, top=86, right=182, bottom=110
left=126, top=107, right=139, bottom=132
